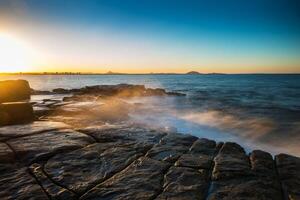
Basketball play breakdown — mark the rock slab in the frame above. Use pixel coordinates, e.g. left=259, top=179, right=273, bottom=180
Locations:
left=0, top=164, right=48, bottom=200
left=0, top=121, right=299, bottom=200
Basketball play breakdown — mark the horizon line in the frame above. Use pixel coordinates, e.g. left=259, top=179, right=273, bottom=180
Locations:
left=1, top=71, right=300, bottom=75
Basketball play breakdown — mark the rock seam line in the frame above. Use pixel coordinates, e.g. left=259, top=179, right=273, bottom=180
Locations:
left=149, top=138, right=200, bottom=200
left=79, top=143, right=156, bottom=197
left=204, top=142, right=224, bottom=200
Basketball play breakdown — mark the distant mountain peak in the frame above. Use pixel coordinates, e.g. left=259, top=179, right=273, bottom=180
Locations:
left=186, top=71, right=202, bottom=74
left=105, top=71, right=125, bottom=75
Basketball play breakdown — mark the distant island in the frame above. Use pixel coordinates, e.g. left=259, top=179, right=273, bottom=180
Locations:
left=186, top=71, right=203, bottom=75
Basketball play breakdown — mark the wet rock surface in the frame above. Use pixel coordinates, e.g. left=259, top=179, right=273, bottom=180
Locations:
left=1, top=80, right=299, bottom=199
left=0, top=120, right=299, bottom=199
left=80, top=157, right=170, bottom=200
left=0, top=121, right=70, bottom=141
left=156, top=166, right=209, bottom=200
left=0, top=142, right=15, bottom=163
left=146, top=133, right=198, bottom=163
left=208, top=143, right=283, bottom=200
left=7, top=129, right=94, bottom=164
left=276, top=154, right=300, bottom=200
left=78, top=124, right=167, bottom=145
left=44, top=142, right=151, bottom=195
left=0, top=164, right=49, bottom=199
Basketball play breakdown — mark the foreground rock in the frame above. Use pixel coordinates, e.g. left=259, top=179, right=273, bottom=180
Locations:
left=80, top=157, right=170, bottom=200
left=0, top=121, right=70, bottom=141
left=208, top=143, right=282, bottom=200
left=43, top=142, right=151, bottom=195
left=276, top=154, right=300, bottom=200
left=7, top=129, right=95, bottom=164
left=29, top=163, right=78, bottom=199
left=154, top=138, right=219, bottom=200
left=0, top=80, right=31, bottom=103
left=156, top=166, right=209, bottom=200
left=0, top=102, right=34, bottom=126
left=0, top=120, right=299, bottom=200
left=78, top=124, right=166, bottom=144
left=0, top=164, right=48, bottom=199
left=146, top=133, right=198, bottom=163
left=0, top=143, right=15, bottom=163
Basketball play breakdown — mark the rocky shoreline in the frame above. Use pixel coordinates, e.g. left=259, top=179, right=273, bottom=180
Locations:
left=0, top=80, right=299, bottom=200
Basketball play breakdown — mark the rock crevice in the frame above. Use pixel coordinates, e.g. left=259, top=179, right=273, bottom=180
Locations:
left=0, top=122, right=299, bottom=200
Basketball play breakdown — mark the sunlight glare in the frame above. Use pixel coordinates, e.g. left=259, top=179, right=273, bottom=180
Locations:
left=0, top=33, right=33, bottom=72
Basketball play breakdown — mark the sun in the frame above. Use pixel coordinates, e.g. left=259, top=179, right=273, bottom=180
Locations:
left=0, top=33, right=33, bottom=73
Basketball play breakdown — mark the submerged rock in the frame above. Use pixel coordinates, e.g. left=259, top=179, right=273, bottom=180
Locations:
left=0, top=80, right=31, bottom=103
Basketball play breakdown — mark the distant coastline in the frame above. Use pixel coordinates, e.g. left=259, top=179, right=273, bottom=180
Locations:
left=1, top=71, right=299, bottom=75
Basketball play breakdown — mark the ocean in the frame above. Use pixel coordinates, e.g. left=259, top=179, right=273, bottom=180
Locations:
left=1, top=74, right=300, bottom=156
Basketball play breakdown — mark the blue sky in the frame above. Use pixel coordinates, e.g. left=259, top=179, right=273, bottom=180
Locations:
left=0, top=0, right=300, bottom=73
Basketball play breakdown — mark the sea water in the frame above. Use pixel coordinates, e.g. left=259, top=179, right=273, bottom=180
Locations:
left=1, top=74, right=299, bottom=156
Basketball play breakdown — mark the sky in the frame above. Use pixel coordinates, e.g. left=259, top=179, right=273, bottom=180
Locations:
left=0, top=0, right=300, bottom=73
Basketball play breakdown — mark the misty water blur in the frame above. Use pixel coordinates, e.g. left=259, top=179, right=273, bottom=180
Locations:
left=2, top=74, right=299, bottom=156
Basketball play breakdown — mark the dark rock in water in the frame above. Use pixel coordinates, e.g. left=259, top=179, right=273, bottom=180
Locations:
left=0, top=102, right=34, bottom=126
left=30, top=89, right=53, bottom=95
left=276, top=154, right=300, bottom=200
left=0, top=80, right=31, bottom=103
left=63, top=95, right=98, bottom=102
left=33, top=105, right=53, bottom=117
left=48, top=84, right=185, bottom=97
left=53, top=88, right=70, bottom=94
left=166, top=91, right=187, bottom=96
